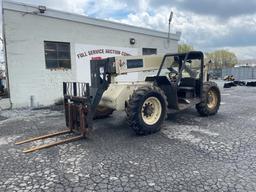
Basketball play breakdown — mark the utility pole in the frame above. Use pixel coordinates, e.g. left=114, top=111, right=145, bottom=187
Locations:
left=168, top=11, right=173, bottom=43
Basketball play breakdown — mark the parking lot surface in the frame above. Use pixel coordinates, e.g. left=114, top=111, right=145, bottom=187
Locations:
left=0, top=84, right=256, bottom=192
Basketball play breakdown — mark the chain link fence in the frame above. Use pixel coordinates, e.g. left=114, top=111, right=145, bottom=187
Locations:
left=209, top=67, right=256, bottom=80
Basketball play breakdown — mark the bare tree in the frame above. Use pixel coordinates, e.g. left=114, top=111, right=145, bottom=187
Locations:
left=178, top=44, right=194, bottom=53
left=206, top=50, right=238, bottom=69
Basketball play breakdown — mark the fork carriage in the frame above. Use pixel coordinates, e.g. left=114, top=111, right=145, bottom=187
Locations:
left=63, top=82, right=92, bottom=137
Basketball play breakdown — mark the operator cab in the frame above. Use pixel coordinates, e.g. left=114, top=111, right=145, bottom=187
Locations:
left=146, top=51, right=204, bottom=111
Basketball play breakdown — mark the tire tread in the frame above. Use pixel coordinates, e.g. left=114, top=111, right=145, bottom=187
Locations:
left=126, top=86, right=167, bottom=135
left=196, top=81, right=221, bottom=116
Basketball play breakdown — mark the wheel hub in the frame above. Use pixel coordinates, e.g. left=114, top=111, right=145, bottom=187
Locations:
left=141, top=97, right=162, bottom=125
left=142, top=103, right=154, bottom=117
left=207, top=90, right=217, bottom=109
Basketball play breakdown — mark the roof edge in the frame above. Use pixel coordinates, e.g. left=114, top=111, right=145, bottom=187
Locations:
left=3, top=0, right=181, bottom=40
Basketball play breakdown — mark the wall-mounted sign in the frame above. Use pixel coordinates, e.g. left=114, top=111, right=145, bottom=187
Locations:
left=75, top=44, right=138, bottom=83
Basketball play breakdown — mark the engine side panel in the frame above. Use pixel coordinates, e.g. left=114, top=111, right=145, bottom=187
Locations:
left=99, top=82, right=153, bottom=111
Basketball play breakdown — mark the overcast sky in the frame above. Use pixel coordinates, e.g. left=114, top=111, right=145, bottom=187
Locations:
left=3, top=0, right=256, bottom=60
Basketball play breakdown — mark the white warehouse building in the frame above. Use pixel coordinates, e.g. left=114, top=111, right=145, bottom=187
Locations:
left=2, top=0, right=181, bottom=108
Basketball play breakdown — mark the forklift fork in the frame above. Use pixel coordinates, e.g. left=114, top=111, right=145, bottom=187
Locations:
left=16, top=83, right=93, bottom=153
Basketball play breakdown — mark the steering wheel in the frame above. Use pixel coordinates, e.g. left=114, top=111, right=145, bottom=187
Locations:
left=167, top=67, right=179, bottom=82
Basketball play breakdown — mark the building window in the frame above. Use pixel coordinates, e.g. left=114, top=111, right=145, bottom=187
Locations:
left=44, top=41, right=71, bottom=69
left=142, top=48, right=157, bottom=55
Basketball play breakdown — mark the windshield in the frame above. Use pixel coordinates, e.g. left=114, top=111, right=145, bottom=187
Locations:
left=158, top=55, right=201, bottom=80
left=158, top=56, right=176, bottom=76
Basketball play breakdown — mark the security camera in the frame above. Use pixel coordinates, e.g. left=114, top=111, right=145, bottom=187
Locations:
left=38, top=5, right=46, bottom=14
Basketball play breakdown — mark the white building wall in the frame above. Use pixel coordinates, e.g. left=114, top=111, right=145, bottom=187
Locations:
left=3, top=1, right=180, bottom=108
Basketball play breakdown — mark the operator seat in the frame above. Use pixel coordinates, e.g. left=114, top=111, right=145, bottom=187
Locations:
left=178, top=77, right=196, bottom=98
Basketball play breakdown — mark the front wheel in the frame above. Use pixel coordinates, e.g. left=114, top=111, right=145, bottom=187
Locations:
left=196, top=82, right=221, bottom=116
left=126, top=86, right=167, bottom=135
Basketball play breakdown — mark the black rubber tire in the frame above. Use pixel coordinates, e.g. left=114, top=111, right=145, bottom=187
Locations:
left=126, top=86, right=167, bottom=135
left=196, top=81, right=221, bottom=116
left=94, top=106, right=114, bottom=119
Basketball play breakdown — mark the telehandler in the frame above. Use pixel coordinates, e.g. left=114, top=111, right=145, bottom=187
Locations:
left=16, top=51, right=221, bottom=153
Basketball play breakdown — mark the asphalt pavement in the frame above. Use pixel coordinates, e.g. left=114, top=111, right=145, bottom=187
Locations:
left=0, top=83, right=256, bottom=192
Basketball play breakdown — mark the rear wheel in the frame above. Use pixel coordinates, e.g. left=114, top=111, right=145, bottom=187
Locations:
left=126, top=86, right=167, bottom=135
left=196, top=82, right=221, bottom=116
